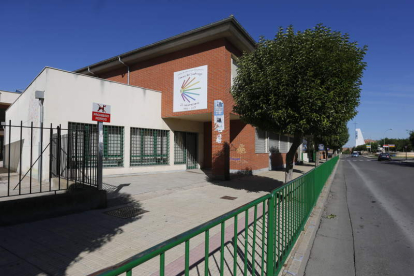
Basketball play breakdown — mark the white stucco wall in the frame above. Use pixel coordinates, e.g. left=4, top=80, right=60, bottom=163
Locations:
left=4, top=70, right=47, bottom=179
left=5, top=67, right=205, bottom=180
left=0, top=90, right=21, bottom=105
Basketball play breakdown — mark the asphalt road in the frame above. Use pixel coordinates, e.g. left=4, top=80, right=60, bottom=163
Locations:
left=305, top=155, right=414, bottom=276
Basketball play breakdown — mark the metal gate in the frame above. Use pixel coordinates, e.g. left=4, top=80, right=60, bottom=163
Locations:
left=186, top=132, right=197, bottom=169
left=1, top=121, right=98, bottom=198
left=174, top=131, right=198, bottom=170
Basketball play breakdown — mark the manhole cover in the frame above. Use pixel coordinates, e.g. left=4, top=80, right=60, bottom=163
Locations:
left=105, top=205, right=148, bottom=219
left=221, top=196, right=237, bottom=200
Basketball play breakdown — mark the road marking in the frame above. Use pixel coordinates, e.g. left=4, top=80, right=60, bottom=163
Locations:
left=348, top=161, right=414, bottom=248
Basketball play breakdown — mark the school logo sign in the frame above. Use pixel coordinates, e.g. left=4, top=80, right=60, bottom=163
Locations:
left=173, top=65, right=208, bottom=112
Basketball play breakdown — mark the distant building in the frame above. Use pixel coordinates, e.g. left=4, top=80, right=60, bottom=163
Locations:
left=355, top=128, right=365, bottom=147
left=0, top=90, right=20, bottom=159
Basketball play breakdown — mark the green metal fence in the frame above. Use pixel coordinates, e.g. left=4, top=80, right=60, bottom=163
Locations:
left=91, top=156, right=339, bottom=276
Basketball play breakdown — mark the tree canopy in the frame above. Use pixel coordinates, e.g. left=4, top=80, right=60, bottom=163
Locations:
left=317, top=123, right=350, bottom=152
left=409, top=130, right=414, bottom=149
left=232, top=24, right=367, bottom=179
left=232, top=24, right=367, bottom=137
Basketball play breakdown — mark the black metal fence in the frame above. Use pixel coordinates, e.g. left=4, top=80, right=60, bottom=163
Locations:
left=1, top=121, right=99, bottom=198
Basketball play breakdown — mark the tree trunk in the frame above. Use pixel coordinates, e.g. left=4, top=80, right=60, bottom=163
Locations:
left=314, top=137, right=320, bottom=167
left=325, top=149, right=328, bottom=161
left=285, top=133, right=303, bottom=183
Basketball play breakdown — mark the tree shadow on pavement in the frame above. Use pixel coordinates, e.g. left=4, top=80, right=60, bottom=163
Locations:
left=0, top=183, right=146, bottom=276
left=207, top=172, right=285, bottom=193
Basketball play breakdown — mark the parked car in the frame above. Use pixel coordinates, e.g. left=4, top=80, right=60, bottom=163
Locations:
left=351, top=152, right=359, bottom=157
left=378, top=153, right=391, bottom=161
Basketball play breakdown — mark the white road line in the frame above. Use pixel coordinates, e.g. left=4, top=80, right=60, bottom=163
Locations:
left=348, top=160, right=414, bottom=248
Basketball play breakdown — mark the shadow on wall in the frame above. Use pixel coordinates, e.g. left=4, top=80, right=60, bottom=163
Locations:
left=211, top=142, right=230, bottom=180
left=270, top=151, right=284, bottom=170
left=0, top=183, right=144, bottom=276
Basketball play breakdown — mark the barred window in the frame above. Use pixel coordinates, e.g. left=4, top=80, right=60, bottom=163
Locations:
left=103, top=125, right=124, bottom=167
left=174, top=131, right=186, bottom=164
left=68, top=122, right=124, bottom=167
left=269, top=132, right=280, bottom=152
left=279, top=135, right=290, bottom=153
left=255, top=128, right=267, bottom=153
left=130, top=128, right=169, bottom=166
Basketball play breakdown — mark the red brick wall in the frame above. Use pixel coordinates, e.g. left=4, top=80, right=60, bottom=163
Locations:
left=229, top=120, right=269, bottom=172
left=100, top=38, right=232, bottom=119
left=99, top=38, right=276, bottom=177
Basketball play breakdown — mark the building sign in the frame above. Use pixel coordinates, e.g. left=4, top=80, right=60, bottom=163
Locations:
left=388, top=144, right=395, bottom=148
left=366, top=145, right=371, bottom=149
left=214, top=100, right=224, bottom=132
left=173, top=65, right=208, bottom=112
left=216, top=133, right=222, bottom=144
left=92, top=103, right=111, bottom=123
left=318, top=144, right=325, bottom=151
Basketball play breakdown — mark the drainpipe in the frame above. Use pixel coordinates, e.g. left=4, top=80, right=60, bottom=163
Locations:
left=88, top=66, right=95, bottom=75
left=118, top=56, right=130, bottom=85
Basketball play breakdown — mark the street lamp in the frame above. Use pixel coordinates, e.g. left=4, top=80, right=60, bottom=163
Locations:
left=383, top=128, right=392, bottom=152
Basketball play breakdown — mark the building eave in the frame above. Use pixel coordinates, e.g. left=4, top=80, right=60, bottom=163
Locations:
left=74, top=16, right=255, bottom=76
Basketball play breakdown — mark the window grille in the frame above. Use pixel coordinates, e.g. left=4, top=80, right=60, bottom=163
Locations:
left=269, top=132, right=280, bottom=152
left=68, top=122, right=124, bottom=167
left=130, top=128, right=169, bottom=166
left=279, top=135, right=290, bottom=153
left=174, top=131, right=186, bottom=164
left=255, top=128, right=267, bottom=153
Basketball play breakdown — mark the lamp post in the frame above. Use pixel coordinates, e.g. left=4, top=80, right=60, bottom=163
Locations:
left=383, top=128, right=392, bottom=152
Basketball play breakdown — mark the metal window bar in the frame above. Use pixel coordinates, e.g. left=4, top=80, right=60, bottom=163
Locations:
left=174, top=131, right=186, bottom=164
left=68, top=122, right=123, bottom=168
left=91, top=156, right=339, bottom=276
left=130, top=127, right=169, bottom=166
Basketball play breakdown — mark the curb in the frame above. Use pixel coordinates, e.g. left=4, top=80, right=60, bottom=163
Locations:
left=279, top=159, right=340, bottom=276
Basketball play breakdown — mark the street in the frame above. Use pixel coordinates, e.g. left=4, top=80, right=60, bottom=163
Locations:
left=305, top=155, right=414, bottom=276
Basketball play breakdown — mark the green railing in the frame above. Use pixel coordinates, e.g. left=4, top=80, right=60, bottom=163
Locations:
left=90, top=156, right=339, bottom=276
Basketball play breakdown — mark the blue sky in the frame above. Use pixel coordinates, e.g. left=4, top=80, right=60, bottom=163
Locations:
left=1, top=0, right=413, bottom=146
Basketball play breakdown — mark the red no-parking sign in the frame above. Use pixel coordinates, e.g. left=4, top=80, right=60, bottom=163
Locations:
left=92, top=103, right=111, bottom=123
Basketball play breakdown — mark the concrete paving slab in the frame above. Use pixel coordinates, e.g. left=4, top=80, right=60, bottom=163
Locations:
left=0, top=163, right=315, bottom=276
left=304, top=163, right=355, bottom=276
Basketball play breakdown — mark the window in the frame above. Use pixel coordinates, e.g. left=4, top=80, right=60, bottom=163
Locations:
left=269, top=132, right=280, bottom=152
left=255, top=128, right=267, bottom=153
left=174, top=131, right=186, bottom=164
left=130, top=128, right=169, bottom=166
left=68, top=122, right=124, bottom=167
left=279, top=135, right=290, bottom=153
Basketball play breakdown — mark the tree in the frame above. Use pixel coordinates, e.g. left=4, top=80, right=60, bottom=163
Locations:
left=232, top=24, right=367, bottom=181
left=315, top=122, right=349, bottom=161
left=323, top=123, right=350, bottom=154
left=409, top=130, right=414, bottom=149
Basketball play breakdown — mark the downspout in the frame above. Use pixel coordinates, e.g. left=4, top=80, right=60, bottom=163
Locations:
left=118, top=56, right=130, bottom=85
left=88, top=66, right=95, bottom=75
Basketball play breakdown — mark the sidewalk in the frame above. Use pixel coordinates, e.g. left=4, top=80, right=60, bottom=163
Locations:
left=0, top=164, right=314, bottom=276
left=304, top=161, right=354, bottom=276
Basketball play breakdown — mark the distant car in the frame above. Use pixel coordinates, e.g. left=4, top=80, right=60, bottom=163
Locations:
left=378, top=153, right=391, bottom=161
left=351, top=152, right=359, bottom=157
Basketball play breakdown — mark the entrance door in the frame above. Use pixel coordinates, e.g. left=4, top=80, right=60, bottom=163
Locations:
left=186, top=132, right=197, bottom=169
left=174, top=131, right=198, bottom=170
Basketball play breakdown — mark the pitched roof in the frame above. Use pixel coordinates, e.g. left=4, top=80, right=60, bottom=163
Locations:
left=75, top=16, right=255, bottom=75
